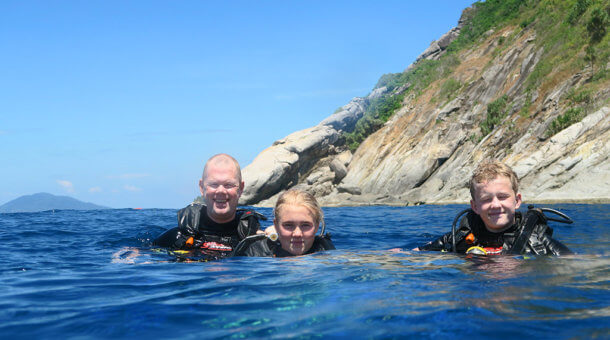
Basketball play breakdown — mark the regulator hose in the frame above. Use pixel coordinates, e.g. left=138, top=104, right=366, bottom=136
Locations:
left=537, top=206, right=573, bottom=224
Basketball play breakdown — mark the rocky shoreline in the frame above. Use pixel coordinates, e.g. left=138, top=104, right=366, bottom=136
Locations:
left=252, top=196, right=610, bottom=208
left=239, top=4, right=610, bottom=208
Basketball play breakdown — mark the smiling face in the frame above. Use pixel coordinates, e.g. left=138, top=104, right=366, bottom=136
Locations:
left=275, top=204, right=319, bottom=256
left=470, top=175, right=522, bottom=233
left=199, top=156, right=244, bottom=224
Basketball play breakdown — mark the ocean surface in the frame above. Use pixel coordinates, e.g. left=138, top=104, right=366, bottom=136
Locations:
left=0, top=204, right=608, bottom=339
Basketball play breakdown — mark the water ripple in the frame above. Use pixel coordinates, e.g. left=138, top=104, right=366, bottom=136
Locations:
left=0, top=205, right=608, bottom=338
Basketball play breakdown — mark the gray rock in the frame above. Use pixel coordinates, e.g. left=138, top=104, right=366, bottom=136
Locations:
left=319, top=97, right=367, bottom=132
left=335, top=150, right=353, bottom=167
left=240, top=125, right=338, bottom=205
left=404, top=7, right=470, bottom=72
left=305, top=167, right=334, bottom=185
left=415, top=27, right=461, bottom=62
left=336, top=184, right=361, bottom=195
left=435, top=97, right=462, bottom=121
left=329, top=158, right=348, bottom=183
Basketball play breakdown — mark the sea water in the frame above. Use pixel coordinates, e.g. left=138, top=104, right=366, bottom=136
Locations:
left=0, top=204, right=608, bottom=339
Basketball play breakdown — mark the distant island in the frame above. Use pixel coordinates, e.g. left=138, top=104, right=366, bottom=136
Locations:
left=0, top=192, right=110, bottom=213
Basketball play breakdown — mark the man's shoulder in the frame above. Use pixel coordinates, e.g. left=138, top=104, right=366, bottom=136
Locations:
left=177, top=203, right=207, bottom=229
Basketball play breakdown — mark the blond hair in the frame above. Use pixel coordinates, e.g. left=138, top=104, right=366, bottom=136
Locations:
left=469, top=160, right=519, bottom=199
left=274, top=189, right=324, bottom=230
left=202, top=153, right=242, bottom=183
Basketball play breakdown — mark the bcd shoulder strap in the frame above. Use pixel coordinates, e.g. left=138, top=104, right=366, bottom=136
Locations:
left=507, top=207, right=547, bottom=255
left=314, top=233, right=336, bottom=251
left=177, top=203, right=204, bottom=236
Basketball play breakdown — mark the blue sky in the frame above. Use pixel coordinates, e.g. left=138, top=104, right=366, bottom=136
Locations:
left=1, top=0, right=474, bottom=208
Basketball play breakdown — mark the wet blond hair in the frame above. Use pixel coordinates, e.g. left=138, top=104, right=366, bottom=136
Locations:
left=274, top=189, right=325, bottom=230
left=202, top=153, right=242, bottom=183
left=469, top=160, right=519, bottom=199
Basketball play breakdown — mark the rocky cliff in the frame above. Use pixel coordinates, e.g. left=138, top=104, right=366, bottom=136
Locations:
left=241, top=1, right=610, bottom=206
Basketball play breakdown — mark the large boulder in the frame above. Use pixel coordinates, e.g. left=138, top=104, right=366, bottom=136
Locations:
left=239, top=125, right=338, bottom=205
left=240, top=95, right=369, bottom=205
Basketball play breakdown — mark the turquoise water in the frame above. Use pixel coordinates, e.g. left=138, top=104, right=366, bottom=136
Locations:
left=0, top=204, right=608, bottom=338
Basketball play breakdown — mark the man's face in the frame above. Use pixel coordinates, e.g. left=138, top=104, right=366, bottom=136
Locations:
left=470, top=176, right=522, bottom=233
left=199, top=162, right=244, bottom=223
left=275, top=204, right=318, bottom=256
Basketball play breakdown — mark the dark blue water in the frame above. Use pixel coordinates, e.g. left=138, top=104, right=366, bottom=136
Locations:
left=1, top=204, right=608, bottom=339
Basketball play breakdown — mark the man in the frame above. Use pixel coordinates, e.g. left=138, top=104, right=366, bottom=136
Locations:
left=153, top=154, right=265, bottom=259
left=415, top=160, right=572, bottom=255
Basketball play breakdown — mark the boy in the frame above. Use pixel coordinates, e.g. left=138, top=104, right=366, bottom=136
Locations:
left=416, top=160, right=572, bottom=255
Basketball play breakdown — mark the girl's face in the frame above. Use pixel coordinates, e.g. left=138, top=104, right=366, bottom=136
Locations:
left=275, top=204, right=318, bottom=255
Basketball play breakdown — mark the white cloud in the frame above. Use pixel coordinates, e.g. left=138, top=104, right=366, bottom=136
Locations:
left=57, top=180, right=75, bottom=193
left=107, top=173, right=150, bottom=180
left=89, top=186, right=102, bottom=193
left=124, top=184, right=141, bottom=192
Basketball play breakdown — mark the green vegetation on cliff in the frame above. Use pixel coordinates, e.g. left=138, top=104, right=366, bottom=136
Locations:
left=525, top=0, right=608, bottom=137
left=481, top=95, right=509, bottom=137
left=344, top=0, right=610, bottom=151
left=345, top=54, right=461, bottom=151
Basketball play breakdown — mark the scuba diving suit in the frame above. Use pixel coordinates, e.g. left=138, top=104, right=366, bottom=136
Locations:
left=232, top=234, right=335, bottom=257
left=153, top=203, right=265, bottom=258
left=419, top=208, right=572, bottom=255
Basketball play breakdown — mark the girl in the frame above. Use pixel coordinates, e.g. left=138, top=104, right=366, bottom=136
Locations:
left=233, top=189, right=335, bottom=257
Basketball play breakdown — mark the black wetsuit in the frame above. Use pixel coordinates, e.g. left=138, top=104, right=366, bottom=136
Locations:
left=232, top=235, right=336, bottom=257
left=153, top=203, right=263, bottom=259
left=419, top=210, right=572, bottom=255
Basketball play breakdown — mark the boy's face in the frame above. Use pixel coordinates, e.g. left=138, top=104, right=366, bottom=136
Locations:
left=470, top=175, right=522, bottom=233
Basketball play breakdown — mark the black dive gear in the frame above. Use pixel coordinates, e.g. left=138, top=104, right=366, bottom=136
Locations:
left=153, top=203, right=266, bottom=253
left=506, top=206, right=573, bottom=255
left=232, top=233, right=335, bottom=257
left=451, top=209, right=471, bottom=253
left=423, top=205, right=573, bottom=256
